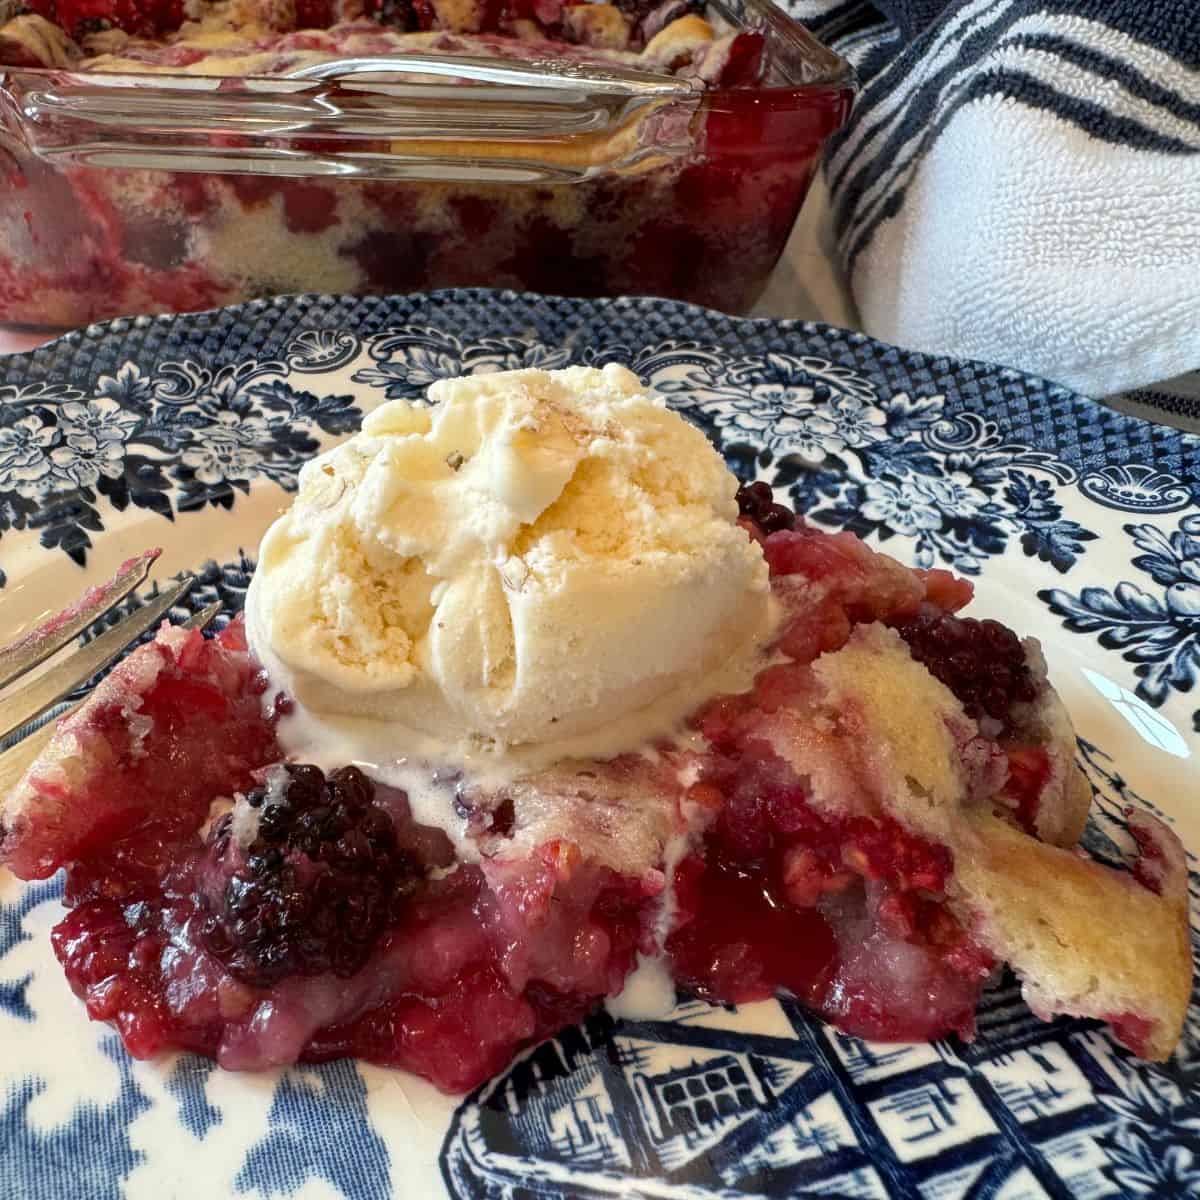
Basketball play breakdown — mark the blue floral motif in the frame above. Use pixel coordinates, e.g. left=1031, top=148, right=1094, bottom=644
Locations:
left=0, top=320, right=1152, bottom=589
left=1093, top=1038, right=1200, bottom=1195
left=703, top=352, right=884, bottom=459
left=165, top=1057, right=222, bottom=1139
left=351, top=327, right=572, bottom=399
left=0, top=412, right=59, bottom=493
left=805, top=408, right=1093, bottom=574
left=1108, top=1142, right=1199, bottom=1196
left=0, top=879, right=61, bottom=1020
left=95, top=362, right=154, bottom=409
left=0, top=358, right=361, bottom=582
left=352, top=328, right=464, bottom=398
left=858, top=476, right=944, bottom=534
left=1006, top=469, right=1098, bottom=572
left=178, top=407, right=275, bottom=492
left=644, top=348, right=1090, bottom=575
left=1041, top=515, right=1200, bottom=720
left=714, top=393, right=842, bottom=460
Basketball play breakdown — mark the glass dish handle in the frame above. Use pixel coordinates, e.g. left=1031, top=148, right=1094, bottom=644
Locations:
left=283, top=52, right=698, bottom=95
left=1, top=57, right=704, bottom=183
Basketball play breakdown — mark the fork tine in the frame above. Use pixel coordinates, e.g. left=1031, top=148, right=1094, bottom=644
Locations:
left=0, top=598, right=222, bottom=796
left=0, top=575, right=194, bottom=744
left=183, top=602, right=223, bottom=634
left=0, top=549, right=158, bottom=691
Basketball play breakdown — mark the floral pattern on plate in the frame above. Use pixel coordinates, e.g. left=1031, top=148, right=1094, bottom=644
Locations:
left=1042, top=516, right=1200, bottom=725
left=0, top=366, right=361, bottom=586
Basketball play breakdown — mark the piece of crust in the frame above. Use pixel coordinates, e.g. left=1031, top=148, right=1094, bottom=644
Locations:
left=952, top=810, right=1191, bottom=1060
left=776, top=621, right=1193, bottom=1061
left=563, top=3, right=632, bottom=51
left=0, top=13, right=78, bottom=66
left=642, top=13, right=713, bottom=67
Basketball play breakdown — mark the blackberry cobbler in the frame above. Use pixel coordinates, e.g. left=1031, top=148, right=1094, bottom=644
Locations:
left=0, top=0, right=851, bottom=325
left=1, top=365, right=1190, bottom=1093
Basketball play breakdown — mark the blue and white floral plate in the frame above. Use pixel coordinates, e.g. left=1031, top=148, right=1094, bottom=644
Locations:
left=1, top=290, right=1198, bottom=1200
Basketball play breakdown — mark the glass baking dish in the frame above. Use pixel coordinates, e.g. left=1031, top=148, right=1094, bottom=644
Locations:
left=0, top=0, right=853, bottom=330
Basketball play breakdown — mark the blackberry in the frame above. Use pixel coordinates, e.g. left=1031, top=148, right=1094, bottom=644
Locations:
left=199, top=764, right=419, bottom=987
left=735, top=480, right=796, bottom=535
left=893, top=605, right=1037, bottom=729
left=736, top=480, right=771, bottom=518
left=73, top=16, right=114, bottom=34
left=368, top=0, right=417, bottom=28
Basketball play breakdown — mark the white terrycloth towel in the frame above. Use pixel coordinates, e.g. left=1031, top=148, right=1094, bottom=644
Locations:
left=787, top=0, right=1200, bottom=399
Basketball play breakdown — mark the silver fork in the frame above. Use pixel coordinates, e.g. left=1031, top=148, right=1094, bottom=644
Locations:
left=0, top=550, right=221, bottom=793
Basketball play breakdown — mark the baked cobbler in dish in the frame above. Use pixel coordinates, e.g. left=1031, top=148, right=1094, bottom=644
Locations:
left=0, top=0, right=841, bottom=325
left=2, top=366, right=1189, bottom=1093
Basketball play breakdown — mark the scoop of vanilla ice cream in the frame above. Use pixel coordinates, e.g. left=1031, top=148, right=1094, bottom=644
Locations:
left=245, top=363, right=769, bottom=748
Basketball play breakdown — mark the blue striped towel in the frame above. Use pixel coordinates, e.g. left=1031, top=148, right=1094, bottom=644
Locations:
left=785, top=0, right=1200, bottom=401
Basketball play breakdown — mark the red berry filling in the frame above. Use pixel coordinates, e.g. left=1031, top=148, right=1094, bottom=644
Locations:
left=20, top=615, right=656, bottom=1092
left=52, top=789, right=652, bottom=1090
left=1001, top=745, right=1052, bottom=835
left=666, top=744, right=992, bottom=1044
left=14, top=486, right=1080, bottom=1088
left=25, top=0, right=184, bottom=39
left=1101, top=1012, right=1158, bottom=1059
left=0, top=0, right=845, bottom=329
left=2, top=621, right=277, bottom=882
left=48, top=735, right=653, bottom=1091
